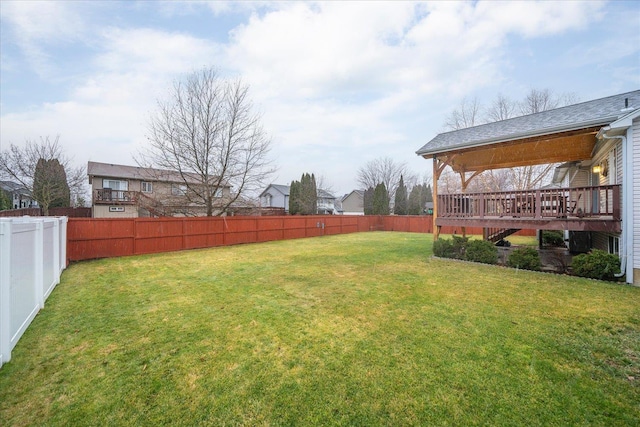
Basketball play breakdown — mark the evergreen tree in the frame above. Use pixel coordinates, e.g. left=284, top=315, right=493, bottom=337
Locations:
left=300, top=173, right=311, bottom=215
left=408, top=185, right=423, bottom=215
left=33, top=158, right=70, bottom=215
left=289, top=180, right=300, bottom=214
left=290, top=173, right=318, bottom=215
left=372, top=183, right=389, bottom=215
left=310, top=173, right=318, bottom=214
left=0, top=189, right=10, bottom=211
left=424, top=184, right=433, bottom=202
left=394, top=175, right=407, bottom=215
left=363, top=187, right=374, bottom=215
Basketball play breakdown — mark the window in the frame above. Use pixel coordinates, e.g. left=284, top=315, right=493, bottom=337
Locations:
left=102, top=179, right=129, bottom=201
left=141, top=181, right=153, bottom=193
left=172, top=184, right=187, bottom=196
left=214, top=188, right=223, bottom=198
left=102, top=179, right=128, bottom=191
left=608, top=236, right=619, bottom=255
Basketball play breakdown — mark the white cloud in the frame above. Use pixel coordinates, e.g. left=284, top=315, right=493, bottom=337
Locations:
left=1, top=25, right=225, bottom=171
left=0, top=0, right=633, bottom=196
left=0, top=0, right=87, bottom=75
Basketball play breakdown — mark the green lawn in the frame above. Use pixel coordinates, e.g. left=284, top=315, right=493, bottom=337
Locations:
left=1, top=232, right=639, bottom=426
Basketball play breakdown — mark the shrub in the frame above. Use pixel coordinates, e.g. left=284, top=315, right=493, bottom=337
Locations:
left=571, top=249, right=621, bottom=281
left=433, top=235, right=468, bottom=260
left=433, top=238, right=455, bottom=258
left=507, top=247, right=541, bottom=271
left=542, top=230, right=565, bottom=247
left=451, top=235, right=469, bottom=259
left=465, top=239, right=498, bottom=264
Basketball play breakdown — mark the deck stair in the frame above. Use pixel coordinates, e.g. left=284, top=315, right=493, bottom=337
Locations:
left=486, top=228, right=520, bottom=243
left=137, top=193, right=169, bottom=217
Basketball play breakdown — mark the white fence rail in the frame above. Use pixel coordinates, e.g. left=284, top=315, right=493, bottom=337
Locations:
left=0, top=217, right=67, bottom=367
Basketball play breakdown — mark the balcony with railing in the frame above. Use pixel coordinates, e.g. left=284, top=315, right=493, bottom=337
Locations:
left=93, top=189, right=139, bottom=205
left=436, top=185, right=621, bottom=233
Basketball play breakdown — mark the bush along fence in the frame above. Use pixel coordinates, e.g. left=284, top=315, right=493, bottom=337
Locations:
left=0, top=217, right=67, bottom=367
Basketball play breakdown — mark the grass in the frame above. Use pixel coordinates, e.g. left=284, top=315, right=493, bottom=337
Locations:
left=1, top=232, right=639, bottom=426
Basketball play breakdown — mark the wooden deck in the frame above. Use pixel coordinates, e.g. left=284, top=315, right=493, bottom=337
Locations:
left=436, top=185, right=621, bottom=233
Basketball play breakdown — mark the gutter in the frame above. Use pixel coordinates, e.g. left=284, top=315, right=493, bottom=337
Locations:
left=597, top=126, right=629, bottom=280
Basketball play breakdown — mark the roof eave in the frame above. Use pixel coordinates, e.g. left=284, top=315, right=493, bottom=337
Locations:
left=416, top=117, right=617, bottom=157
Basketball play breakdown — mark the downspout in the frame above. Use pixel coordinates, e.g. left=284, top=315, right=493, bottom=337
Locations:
left=598, top=127, right=628, bottom=279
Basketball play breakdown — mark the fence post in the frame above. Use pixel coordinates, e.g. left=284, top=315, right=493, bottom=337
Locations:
left=52, top=218, right=60, bottom=286
left=0, top=220, right=12, bottom=365
left=60, top=217, right=67, bottom=269
left=35, top=220, right=44, bottom=310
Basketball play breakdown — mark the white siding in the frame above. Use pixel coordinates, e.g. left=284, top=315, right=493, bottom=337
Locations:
left=570, top=169, right=589, bottom=187
left=633, top=117, right=640, bottom=282
left=615, top=141, right=623, bottom=185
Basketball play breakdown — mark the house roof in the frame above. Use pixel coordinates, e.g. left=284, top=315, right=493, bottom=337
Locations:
left=260, top=184, right=334, bottom=199
left=318, top=189, right=335, bottom=199
left=87, top=161, right=223, bottom=186
left=342, top=189, right=364, bottom=202
left=0, top=181, right=35, bottom=199
left=417, top=90, right=640, bottom=157
left=261, top=184, right=291, bottom=197
left=0, top=180, right=29, bottom=194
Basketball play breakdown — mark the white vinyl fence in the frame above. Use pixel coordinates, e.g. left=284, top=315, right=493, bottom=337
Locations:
left=0, top=217, right=67, bottom=367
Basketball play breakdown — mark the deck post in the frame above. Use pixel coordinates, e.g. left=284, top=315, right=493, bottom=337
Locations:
left=433, top=156, right=440, bottom=240
left=460, top=173, right=468, bottom=238
left=612, top=185, right=621, bottom=221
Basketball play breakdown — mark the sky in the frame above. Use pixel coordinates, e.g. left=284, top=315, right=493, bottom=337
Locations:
left=1, top=0, right=639, bottom=198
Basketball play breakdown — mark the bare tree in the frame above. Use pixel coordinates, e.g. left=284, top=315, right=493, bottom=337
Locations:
left=140, top=68, right=275, bottom=216
left=314, top=173, right=335, bottom=195
left=447, top=89, right=581, bottom=191
left=514, top=89, right=580, bottom=187
left=519, top=88, right=579, bottom=115
left=436, top=169, right=461, bottom=194
left=485, top=94, right=517, bottom=122
left=519, top=88, right=558, bottom=115
left=444, top=97, right=481, bottom=131
left=356, top=156, right=416, bottom=201
left=0, top=135, right=86, bottom=215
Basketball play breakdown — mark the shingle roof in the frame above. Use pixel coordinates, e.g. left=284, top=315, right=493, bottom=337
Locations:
left=318, top=189, right=335, bottom=199
left=416, top=90, right=640, bottom=156
left=87, top=161, right=219, bottom=185
left=0, top=180, right=30, bottom=194
left=260, top=184, right=334, bottom=199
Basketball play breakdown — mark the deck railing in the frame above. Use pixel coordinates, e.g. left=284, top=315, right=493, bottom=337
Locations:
left=93, top=189, right=138, bottom=204
left=438, top=185, right=620, bottom=220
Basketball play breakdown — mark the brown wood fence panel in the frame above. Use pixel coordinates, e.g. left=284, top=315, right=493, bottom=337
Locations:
left=66, top=214, right=533, bottom=262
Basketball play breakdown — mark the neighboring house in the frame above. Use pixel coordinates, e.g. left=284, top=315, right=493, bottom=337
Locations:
left=88, top=161, right=231, bottom=218
left=416, top=90, right=640, bottom=285
left=317, top=189, right=337, bottom=215
left=0, top=180, right=38, bottom=209
left=259, top=184, right=337, bottom=214
left=341, top=190, right=365, bottom=215
left=260, top=184, right=291, bottom=213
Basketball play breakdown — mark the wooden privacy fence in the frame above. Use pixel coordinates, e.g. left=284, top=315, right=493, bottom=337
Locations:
left=67, top=215, right=535, bottom=262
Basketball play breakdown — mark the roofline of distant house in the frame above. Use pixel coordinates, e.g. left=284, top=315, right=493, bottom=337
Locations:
left=87, top=161, right=229, bottom=187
